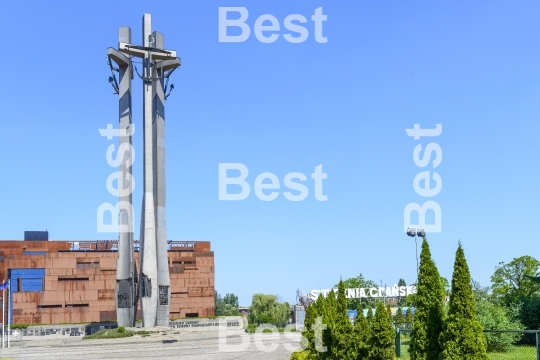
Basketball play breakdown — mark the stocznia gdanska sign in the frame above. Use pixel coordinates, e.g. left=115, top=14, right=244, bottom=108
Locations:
left=310, top=285, right=416, bottom=300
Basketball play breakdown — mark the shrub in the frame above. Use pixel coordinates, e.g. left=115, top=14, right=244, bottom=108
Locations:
left=245, top=324, right=257, bottom=333
left=83, top=328, right=134, bottom=340
left=476, top=300, right=522, bottom=352
left=9, top=324, right=31, bottom=330
left=117, top=326, right=125, bottom=333
left=518, top=294, right=540, bottom=330
left=257, top=313, right=272, bottom=324
left=290, top=350, right=317, bottom=360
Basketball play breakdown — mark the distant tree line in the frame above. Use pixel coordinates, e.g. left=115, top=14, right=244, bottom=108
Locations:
left=215, top=292, right=240, bottom=316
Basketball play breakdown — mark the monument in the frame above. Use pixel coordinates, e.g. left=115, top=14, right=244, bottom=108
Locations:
left=107, top=14, right=181, bottom=327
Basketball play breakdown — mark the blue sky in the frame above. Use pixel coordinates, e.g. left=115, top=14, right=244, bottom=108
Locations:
left=1, top=1, right=539, bottom=305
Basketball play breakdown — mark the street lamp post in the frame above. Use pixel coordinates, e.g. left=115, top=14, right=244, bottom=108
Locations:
left=406, top=228, right=425, bottom=286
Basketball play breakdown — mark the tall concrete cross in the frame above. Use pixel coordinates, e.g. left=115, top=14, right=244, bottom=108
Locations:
left=150, top=31, right=178, bottom=327
left=107, top=26, right=136, bottom=327
left=110, top=13, right=180, bottom=327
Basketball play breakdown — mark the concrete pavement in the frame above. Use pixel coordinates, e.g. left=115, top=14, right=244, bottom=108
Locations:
left=0, top=330, right=302, bottom=360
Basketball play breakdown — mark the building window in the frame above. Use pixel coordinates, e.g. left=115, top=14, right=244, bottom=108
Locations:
left=8, top=268, right=45, bottom=324
left=9, top=269, right=45, bottom=292
left=58, top=277, right=89, bottom=281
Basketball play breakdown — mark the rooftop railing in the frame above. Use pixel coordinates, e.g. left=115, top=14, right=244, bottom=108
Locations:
left=63, top=240, right=198, bottom=252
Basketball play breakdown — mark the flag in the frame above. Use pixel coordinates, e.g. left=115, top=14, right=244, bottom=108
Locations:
left=0, top=280, right=8, bottom=291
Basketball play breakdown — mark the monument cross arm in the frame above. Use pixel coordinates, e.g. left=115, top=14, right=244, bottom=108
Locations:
left=119, top=42, right=177, bottom=60
left=107, top=48, right=130, bottom=67
left=155, top=58, right=181, bottom=72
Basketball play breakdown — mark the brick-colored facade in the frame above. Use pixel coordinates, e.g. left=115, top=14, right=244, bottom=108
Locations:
left=0, top=240, right=215, bottom=324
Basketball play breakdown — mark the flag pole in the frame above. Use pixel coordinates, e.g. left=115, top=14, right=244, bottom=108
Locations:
left=2, top=285, right=4, bottom=348
left=7, top=279, right=10, bottom=348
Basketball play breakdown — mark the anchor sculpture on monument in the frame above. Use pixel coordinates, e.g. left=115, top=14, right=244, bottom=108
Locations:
left=106, top=13, right=181, bottom=328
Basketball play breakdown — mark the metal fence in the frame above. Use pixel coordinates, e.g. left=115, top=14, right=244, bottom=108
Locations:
left=395, top=329, right=540, bottom=360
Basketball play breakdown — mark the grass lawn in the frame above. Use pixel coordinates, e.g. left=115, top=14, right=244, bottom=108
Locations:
left=83, top=328, right=159, bottom=340
left=398, top=337, right=411, bottom=359
left=398, top=340, right=536, bottom=360
left=83, top=328, right=134, bottom=340
left=487, top=346, right=536, bottom=359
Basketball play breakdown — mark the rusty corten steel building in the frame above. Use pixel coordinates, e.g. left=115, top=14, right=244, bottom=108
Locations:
left=0, top=240, right=215, bottom=325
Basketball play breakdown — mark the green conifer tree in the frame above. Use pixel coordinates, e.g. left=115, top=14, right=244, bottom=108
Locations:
left=321, top=289, right=337, bottom=359
left=332, top=279, right=355, bottom=359
left=367, top=304, right=374, bottom=324
left=324, top=289, right=337, bottom=326
left=314, top=293, right=325, bottom=317
left=302, top=301, right=318, bottom=352
left=398, top=279, right=408, bottom=306
left=336, top=280, right=348, bottom=317
left=368, top=301, right=395, bottom=360
left=409, top=237, right=445, bottom=360
left=395, top=306, right=404, bottom=325
left=354, top=303, right=370, bottom=359
left=313, top=294, right=326, bottom=356
left=406, top=307, right=413, bottom=323
left=440, top=244, right=488, bottom=360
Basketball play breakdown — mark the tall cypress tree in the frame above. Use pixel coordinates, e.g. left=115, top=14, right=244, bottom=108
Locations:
left=302, top=301, right=318, bottom=352
left=409, top=237, right=445, bottom=360
left=368, top=301, right=395, bottom=360
left=332, top=279, right=355, bottom=359
left=324, top=289, right=337, bottom=326
left=406, top=307, right=413, bottom=323
left=440, top=244, right=488, bottom=360
left=395, top=306, right=404, bottom=325
left=354, top=303, right=370, bottom=359
left=366, top=304, right=374, bottom=324
left=321, top=289, right=337, bottom=359
left=314, top=294, right=327, bottom=355
left=315, top=293, right=325, bottom=318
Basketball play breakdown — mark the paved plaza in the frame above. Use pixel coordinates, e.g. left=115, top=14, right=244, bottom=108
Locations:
left=0, top=330, right=301, bottom=360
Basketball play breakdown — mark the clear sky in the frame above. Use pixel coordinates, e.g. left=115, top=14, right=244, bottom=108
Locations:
left=1, top=0, right=539, bottom=305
